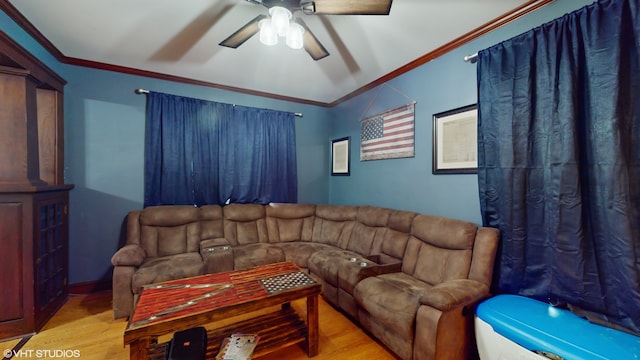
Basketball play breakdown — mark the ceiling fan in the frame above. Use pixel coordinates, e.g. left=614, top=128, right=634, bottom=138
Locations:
left=219, top=0, right=393, bottom=61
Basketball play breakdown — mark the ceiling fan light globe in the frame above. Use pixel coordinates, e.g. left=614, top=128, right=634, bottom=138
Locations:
left=258, top=19, right=278, bottom=46
left=269, top=6, right=292, bottom=37
left=286, top=23, right=305, bottom=50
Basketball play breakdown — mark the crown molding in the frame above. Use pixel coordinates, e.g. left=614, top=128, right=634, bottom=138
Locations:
left=327, top=0, right=554, bottom=106
left=1, top=0, right=553, bottom=107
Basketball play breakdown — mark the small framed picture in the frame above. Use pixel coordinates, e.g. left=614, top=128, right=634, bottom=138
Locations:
left=432, top=104, right=478, bottom=174
left=331, top=137, right=350, bottom=176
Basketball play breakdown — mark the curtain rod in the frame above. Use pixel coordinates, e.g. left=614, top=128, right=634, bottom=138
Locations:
left=134, top=88, right=303, bottom=118
left=464, top=53, right=478, bottom=63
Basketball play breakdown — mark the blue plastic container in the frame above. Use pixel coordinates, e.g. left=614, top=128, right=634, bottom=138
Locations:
left=475, top=294, right=640, bottom=360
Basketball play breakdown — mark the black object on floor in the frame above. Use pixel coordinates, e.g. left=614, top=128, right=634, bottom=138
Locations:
left=166, top=326, right=207, bottom=360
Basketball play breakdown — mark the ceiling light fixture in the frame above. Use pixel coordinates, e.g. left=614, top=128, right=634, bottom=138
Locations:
left=258, top=19, right=278, bottom=46
left=258, top=6, right=305, bottom=50
left=285, top=22, right=304, bottom=49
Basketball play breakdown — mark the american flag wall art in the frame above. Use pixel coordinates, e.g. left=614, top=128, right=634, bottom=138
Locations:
left=360, top=102, right=415, bottom=161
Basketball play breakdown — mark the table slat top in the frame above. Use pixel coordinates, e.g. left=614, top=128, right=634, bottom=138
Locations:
left=127, top=262, right=314, bottom=330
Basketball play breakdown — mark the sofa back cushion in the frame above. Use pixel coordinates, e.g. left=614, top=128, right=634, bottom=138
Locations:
left=200, top=205, right=224, bottom=241
left=347, top=206, right=391, bottom=255
left=265, top=203, right=315, bottom=243
left=311, top=205, right=357, bottom=248
left=139, top=205, right=201, bottom=257
left=402, top=214, right=477, bottom=285
left=379, top=210, right=416, bottom=263
left=223, top=204, right=268, bottom=246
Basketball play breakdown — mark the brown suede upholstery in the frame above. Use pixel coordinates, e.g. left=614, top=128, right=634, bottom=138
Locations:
left=265, top=203, right=315, bottom=243
left=199, top=205, right=231, bottom=274
left=266, top=203, right=333, bottom=268
left=111, top=206, right=211, bottom=318
left=308, top=206, right=410, bottom=320
left=354, top=214, right=499, bottom=360
left=222, top=203, right=285, bottom=269
left=222, top=204, right=268, bottom=246
left=111, top=203, right=499, bottom=360
left=307, top=205, right=359, bottom=306
left=311, top=205, right=357, bottom=248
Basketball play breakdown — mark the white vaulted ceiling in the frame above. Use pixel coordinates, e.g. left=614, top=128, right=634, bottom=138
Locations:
left=6, top=0, right=549, bottom=105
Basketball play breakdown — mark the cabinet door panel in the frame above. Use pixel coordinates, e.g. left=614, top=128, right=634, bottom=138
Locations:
left=34, top=194, right=69, bottom=329
left=0, top=202, right=25, bottom=322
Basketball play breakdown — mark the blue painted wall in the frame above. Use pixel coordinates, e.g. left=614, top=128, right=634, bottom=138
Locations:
left=328, top=0, right=595, bottom=225
left=0, top=0, right=595, bottom=284
left=1, top=11, right=331, bottom=284
left=62, top=68, right=331, bottom=283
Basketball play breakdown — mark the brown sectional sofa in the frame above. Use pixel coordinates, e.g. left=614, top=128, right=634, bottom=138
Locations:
left=111, top=203, right=499, bottom=360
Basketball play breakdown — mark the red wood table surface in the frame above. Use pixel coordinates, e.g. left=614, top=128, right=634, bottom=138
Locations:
left=124, top=262, right=321, bottom=359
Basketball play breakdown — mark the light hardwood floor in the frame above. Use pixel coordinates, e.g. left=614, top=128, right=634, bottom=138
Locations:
left=1, top=291, right=398, bottom=360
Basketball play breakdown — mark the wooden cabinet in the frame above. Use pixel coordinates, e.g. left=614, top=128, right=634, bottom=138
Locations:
left=0, top=189, right=71, bottom=339
left=34, top=191, right=70, bottom=329
left=0, top=31, right=73, bottom=340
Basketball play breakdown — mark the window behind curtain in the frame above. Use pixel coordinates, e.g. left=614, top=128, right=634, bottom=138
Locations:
left=144, top=92, right=297, bottom=207
left=477, top=0, right=640, bottom=334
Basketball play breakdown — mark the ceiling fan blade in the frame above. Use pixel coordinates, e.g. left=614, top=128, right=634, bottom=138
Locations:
left=295, top=18, right=329, bottom=61
left=302, top=0, right=392, bottom=15
left=219, top=14, right=267, bottom=48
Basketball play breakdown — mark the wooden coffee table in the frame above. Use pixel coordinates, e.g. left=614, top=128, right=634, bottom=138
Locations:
left=124, top=262, right=321, bottom=359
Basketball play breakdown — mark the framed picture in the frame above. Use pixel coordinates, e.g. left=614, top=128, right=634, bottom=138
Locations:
left=331, top=137, right=350, bottom=176
left=432, top=104, right=478, bottom=174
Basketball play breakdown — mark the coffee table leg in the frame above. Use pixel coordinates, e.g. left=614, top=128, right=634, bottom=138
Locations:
left=307, top=293, right=319, bottom=356
left=129, top=337, right=150, bottom=360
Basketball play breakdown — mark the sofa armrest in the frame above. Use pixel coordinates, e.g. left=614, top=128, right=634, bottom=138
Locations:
left=200, top=238, right=233, bottom=274
left=419, top=279, right=489, bottom=312
left=360, top=257, right=402, bottom=277
left=200, top=238, right=231, bottom=252
left=340, top=257, right=402, bottom=291
left=111, top=244, right=146, bottom=267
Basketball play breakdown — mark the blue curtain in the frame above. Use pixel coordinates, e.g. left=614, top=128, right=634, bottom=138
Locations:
left=144, top=92, right=297, bottom=207
left=219, top=105, right=297, bottom=204
left=477, top=0, right=640, bottom=333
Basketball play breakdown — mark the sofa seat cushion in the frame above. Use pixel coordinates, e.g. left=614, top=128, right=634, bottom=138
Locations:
left=308, top=248, right=366, bottom=287
left=233, top=243, right=285, bottom=270
left=273, top=242, right=337, bottom=268
left=131, top=253, right=204, bottom=293
left=354, top=272, right=432, bottom=340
